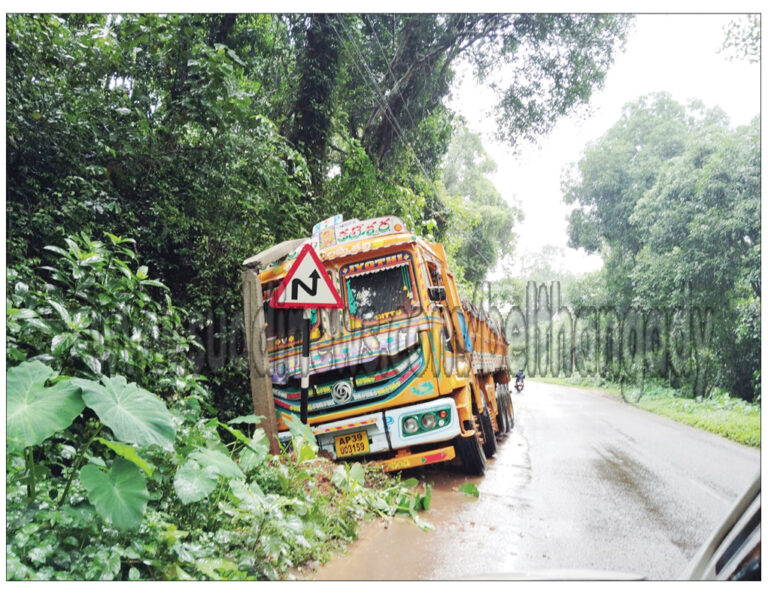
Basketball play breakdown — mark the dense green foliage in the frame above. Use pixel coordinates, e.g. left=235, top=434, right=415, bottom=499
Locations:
left=6, top=236, right=432, bottom=580
left=563, top=93, right=760, bottom=401
left=6, top=12, right=631, bottom=415
left=442, top=124, right=523, bottom=285
left=7, top=233, right=204, bottom=398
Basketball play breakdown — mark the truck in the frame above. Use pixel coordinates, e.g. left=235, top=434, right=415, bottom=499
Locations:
left=244, top=214, right=514, bottom=474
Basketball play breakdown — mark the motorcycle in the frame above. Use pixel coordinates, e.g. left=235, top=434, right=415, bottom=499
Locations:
left=515, top=379, right=524, bottom=392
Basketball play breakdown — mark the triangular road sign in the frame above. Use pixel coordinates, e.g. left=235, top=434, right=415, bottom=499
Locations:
left=271, top=243, right=343, bottom=309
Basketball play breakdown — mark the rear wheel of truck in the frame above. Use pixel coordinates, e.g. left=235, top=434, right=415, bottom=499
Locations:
left=454, top=431, right=486, bottom=475
left=505, top=391, right=515, bottom=430
left=478, top=406, right=498, bottom=459
left=495, top=392, right=508, bottom=436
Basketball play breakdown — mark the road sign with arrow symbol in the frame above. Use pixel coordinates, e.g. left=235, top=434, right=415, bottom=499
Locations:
left=270, top=243, right=343, bottom=309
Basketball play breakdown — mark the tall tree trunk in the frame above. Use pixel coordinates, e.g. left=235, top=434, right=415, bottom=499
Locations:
left=289, top=14, right=341, bottom=193
left=209, top=13, right=237, bottom=46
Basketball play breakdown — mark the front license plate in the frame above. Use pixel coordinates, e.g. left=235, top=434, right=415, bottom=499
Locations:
left=334, top=430, right=370, bottom=458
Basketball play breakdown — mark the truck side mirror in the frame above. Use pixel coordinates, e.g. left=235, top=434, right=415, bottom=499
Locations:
left=428, top=286, right=446, bottom=302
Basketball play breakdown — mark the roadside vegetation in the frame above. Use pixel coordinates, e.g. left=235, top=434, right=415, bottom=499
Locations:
left=6, top=235, right=432, bottom=580
left=530, top=376, right=760, bottom=448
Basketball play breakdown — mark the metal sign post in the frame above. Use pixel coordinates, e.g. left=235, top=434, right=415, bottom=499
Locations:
left=300, top=308, right=312, bottom=424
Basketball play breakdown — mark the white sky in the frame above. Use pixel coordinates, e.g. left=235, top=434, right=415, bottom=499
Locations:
left=450, top=13, right=761, bottom=278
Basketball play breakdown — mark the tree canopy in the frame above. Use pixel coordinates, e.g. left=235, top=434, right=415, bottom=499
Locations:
left=7, top=12, right=632, bottom=412
left=441, top=123, right=522, bottom=286
left=563, top=93, right=760, bottom=400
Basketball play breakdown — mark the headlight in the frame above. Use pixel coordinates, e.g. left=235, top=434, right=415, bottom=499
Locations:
left=403, top=417, right=419, bottom=434
left=420, top=412, right=437, bottom=430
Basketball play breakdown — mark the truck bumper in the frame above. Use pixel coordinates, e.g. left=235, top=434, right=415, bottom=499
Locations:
left=278, top=398, right=461, bottom=463
left=375, top=445, right=456, bottom=472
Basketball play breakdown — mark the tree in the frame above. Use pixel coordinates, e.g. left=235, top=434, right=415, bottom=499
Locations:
left=720, top=14, right=760, bottom=63
left=629, top=116, right=760, bottom=398
left=6, top=14, right=312, bottom=416
left=563, top=93, right=705, bottom=308
left=295, top=13, right=632, bottom=237
left=563, top=93, right=760, bottom=400
left=441, top=124, right=522, bottom=285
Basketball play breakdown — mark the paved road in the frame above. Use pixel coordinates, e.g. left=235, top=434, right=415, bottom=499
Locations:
left=309, top=380, right=760, bottom=580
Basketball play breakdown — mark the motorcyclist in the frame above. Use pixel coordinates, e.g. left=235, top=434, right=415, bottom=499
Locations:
left=516, top=369, right=525, bottom=384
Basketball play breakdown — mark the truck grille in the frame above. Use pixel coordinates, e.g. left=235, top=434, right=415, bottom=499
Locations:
left=273, top=346, right=424, bottom=417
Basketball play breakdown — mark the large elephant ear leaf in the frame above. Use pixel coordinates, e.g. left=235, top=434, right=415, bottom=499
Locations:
left=174, top=459, right=218, bottom=504
left=189, top=447, right=245, bottom=480
left=6, top=361, right=84, bottom=451
left=73, top=376, right=175, bottom=450
left=80, top=458, right=149, bottom=531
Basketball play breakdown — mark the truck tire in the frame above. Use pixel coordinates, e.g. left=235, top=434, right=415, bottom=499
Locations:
left=454, top=431, right=486, bottom=475
left=479, top=406, right=497, bottom=458
left=495, top=392, right=508, bottom=436
left=505, top=391, right=515, bottom=430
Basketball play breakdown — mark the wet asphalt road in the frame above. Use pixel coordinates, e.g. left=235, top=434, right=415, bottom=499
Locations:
left=308, top=380, right=760, bottom=580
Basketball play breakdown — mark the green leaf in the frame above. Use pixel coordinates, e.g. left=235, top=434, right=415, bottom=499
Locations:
left=159, top=524, right=189, bottom=545
left=400, top=477, right=419, bottom=488
left=6, top=361, right=84, bottom=450
left=25, top=317, right=52, bottom=333
left=230, top=479, right=266, bottom=509
left=284, top=414, right=318, bottom=462
left=51, top=332, right=78, bottom=356
left=173, top=459, right=217, bottom=504
left=238, top=429, right=269, bottom=471
left=43, top=245, right=71, bottom=258
left=80, top=459, right=149, bottom=531
left=458, top=482, right=479, bottom=497
left=140, top=279, right=167, bottom=289
left=228, top=414, right=263, bottom=425
left=8, top=308, right=37, bottom=320
left=420, top=483, right=433, bottom=510
left=96, top=438, right=155, bottom=477
left=73, top=376, right=175, bottom=450
left=189, top=447, right=244, bottom=479
left=331, top=465, right=348, bottom=491
left=349, top=462, right=365, bottom=486
left=79, top=353, right=103, bottom=375
left=47, top=299, right=71, bottom=324
left=195, top=558, right=239, bottom=580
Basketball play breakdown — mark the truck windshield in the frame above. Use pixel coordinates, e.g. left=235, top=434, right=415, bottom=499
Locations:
left=343, top=253, right=420, bottom=328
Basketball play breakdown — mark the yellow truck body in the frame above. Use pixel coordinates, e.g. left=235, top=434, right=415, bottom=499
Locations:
left=252, top=215, right=513, bottom=474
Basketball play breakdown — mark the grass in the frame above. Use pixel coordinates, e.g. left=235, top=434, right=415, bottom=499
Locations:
left=530, top=375, right=761, bottom=448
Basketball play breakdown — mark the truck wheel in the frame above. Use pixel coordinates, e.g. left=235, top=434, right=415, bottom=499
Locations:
left=505, top=391, right=515, bottom=430
left=495, top=392, right=508, bottom=436
left=479, top=406, right=498, bottom=459
left=454, top=431, right=486, bottom=475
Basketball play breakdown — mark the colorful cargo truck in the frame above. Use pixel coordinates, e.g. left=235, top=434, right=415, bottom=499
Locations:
left=245, top=215, right=514, bottom=474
